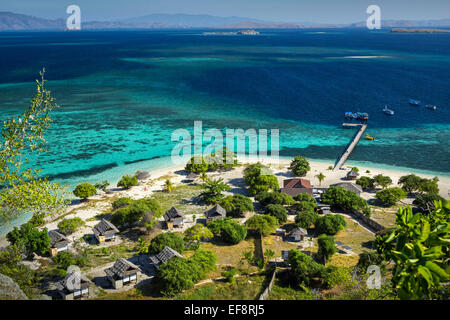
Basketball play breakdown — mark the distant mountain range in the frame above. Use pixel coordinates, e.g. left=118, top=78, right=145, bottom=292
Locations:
left=0, top=11, right=449, bottom=31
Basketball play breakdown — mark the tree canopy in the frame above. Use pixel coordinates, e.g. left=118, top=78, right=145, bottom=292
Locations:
left=289, top=155, right=311, bottom=176
left=376, top=187, right=407, bottom=206
left=245, top=214, right=278, bottom=236
left=321, top=186, right=369, bottom=215
left=73, top=182, right=97, bottom=200
left=243, top=163, right=279, bottom=196
left=7, top=222, right=50, bottom=256
left=207, top=218, right=247, bottom=244
left=148, top=232, right=185, bottom=254
left=317, top=234, right=338, bottom=265
left=199, top=178, right=231, bottom=205
left=117, top=175, right=138, bottom=189
left=265, top=204, right=288, bottom=223
left=255, top=191, right=295, bottom=207
left=219, top=194, right=254, bottom=217
left=315, top=214, right=346, bottom=235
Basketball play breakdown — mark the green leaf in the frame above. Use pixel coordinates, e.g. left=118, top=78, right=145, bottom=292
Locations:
left=425, top=261, right=450, bottom=280
left=420, top=221, right=430, bottom=242
left=417, top=266, right=433, bottom=287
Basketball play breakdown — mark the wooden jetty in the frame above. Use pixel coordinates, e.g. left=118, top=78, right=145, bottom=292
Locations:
left=333, top=123, right=368, bottom=171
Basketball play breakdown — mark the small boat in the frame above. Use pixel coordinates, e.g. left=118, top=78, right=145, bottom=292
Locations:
left=365, top=134, right=375, bottom=141
left=345, top=112, right=357, bottom=119
left=409, top=99, right=421, bottom=106
left=382, top=105, right=394, bottom=115
left=426, top=104, right=437, bottom=110
left=356, top=112, right=369, bottom=120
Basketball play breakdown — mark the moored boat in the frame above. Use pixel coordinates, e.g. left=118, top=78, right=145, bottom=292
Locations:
left=382, top=105, right=394, bottom=115
left=365, top=134, right=375, bottom=140
left=409, top=99, right=421, bottom=106
left=426, top=104, right=437, bottom=110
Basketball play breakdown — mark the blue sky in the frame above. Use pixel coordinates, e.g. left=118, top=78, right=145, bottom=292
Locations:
left=3, top=0, right=450, bottom=23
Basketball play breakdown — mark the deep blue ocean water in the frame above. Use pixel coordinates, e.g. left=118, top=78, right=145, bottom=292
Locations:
left=0, top=29, right=449, bottom=192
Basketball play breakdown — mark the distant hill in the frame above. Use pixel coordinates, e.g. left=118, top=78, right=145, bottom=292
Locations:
left=0, top=11, right=449, bottom=31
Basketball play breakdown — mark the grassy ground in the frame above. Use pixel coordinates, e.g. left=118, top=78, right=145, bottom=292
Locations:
left=79, top=241, right=136, bottom=270
left=149, top=184, right=208, bottom=215
left=334, top=216, right=376, bottom=255
left=370, top=207, right=397, bottom=228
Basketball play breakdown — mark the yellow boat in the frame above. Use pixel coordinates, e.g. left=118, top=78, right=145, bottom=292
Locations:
left=365, top=134, right=375, bottom=140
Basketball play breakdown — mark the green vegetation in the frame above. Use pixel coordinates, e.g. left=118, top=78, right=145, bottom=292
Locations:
left=288, top=249, right=324, bottom=286
left=356, top=176, right=375, bottom=190
left=73, top=182, right=97, bottom=200
left=184, top=224, right=213, bottom=249
left=373, top=174, right=392, bottom=189
left=185, top=150, right=238, bottom=173
left=295, top=209, right=319, bottom=229
left=375, top=201, right=450, bottom=299
left=94, top=180, right=110, bottom=192
left=289, top=155, right=311, bottom=176
left=413, top=193, right=445, bottom=213
left=149, top=232, right=185, bottom=254
left=356, top=250, right=384, bottom=273
left=292, top=200, right=317, bottom=212
left=112, top=197, right=133, bottom=210
left=57, top=217, right=85, bottom=235
left=6, top=222, right=50, bottom=256
left=317, top=234, right=338, bottom=265
left=375, top=187, right=407, bottom=205
left=255, top=191, right=295, bottom=207
left=52, top=251, right=88, bottom=271
left=154, top=249, right=217, bottom=296
left=265, top=204, right=288, bottom=223
left=219, top=194, right=254, bottom=217
left=111, top=198, right=162, bottom=229
left=185, top=156, right=208, bottom=173
left=398, top=174, right=439, bottom=195
left=315, top=172, right=325, bottom=186
left=0, top=70, right=68, bottom=224
left=245, top=214, right=278, bottom=236
left=321, top=186, right=369, bottom=215
left=199, top=178, right=231, bottom=205
left=294, top=193, right=316, bottom=203
left=221, top=268, right=238, bottom=283
left=164, top=179, right=173, bottom=193
left=315, top=214, right=347, bottom=235
left=117, top=175, right=138, bottom=189
left=207, top=218, right=247, bottom=244
left=243, top=163, right=279, bottom=196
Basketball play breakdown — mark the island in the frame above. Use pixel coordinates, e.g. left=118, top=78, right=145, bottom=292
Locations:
left=391, top=28, right=450, bottom=33
left=203, top=29, right=260, bottom=36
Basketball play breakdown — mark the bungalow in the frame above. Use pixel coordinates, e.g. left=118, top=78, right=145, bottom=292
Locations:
left=135, top=170, right=150, bottom=181
left=105, top=258, right=140, bottom=289
left=204, top=204, right=226, bottom=223
left=280, top=178, right=313, bottom=197
left=163, top=207, right=184, bottom=229
left=49, top=230, right=70, bottom=256
left=346, top=169, right=360, bottom=180
left=330, top=182, right=363, bottom=196
left=149, top=246, right=183, bottom=269
left=288, top=227, right=308, bottom=242
left=56, top=270, right=91, bottom=300
left=93, top=219, right=119, bottom=243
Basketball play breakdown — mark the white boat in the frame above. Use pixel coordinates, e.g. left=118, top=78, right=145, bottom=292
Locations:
left=382, top=105, right=394, bottom=115
left=426, top=104, right=437, bottom=110
left=409, top=99, right=421, bottom=106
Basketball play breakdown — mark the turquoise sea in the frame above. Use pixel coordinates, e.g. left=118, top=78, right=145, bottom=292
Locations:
left=0, top=29, right=449, bottom=235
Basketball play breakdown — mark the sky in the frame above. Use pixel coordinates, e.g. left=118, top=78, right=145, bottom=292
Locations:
left=2, top=0, right=450, bottom=23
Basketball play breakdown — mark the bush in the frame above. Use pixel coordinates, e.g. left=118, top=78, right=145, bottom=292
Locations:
left=73, top=182, right=97, bottom=200
left=7, top=223, right=50, bottom=256
left=294, top=209, right=319, bottom=229
left=112, top=197, right=133, bottom=210
left=184, top=224, right=213, bottom=248
left=292, top=200, right=317, bottom=212
left=315, top=214, right=346, bottom=235
left=399, top=174, right=439, bottom=195
left=289, top=155, right=311, bottom=176
left=357, top=250, right=384, bottom=273
left=316, top=234, right=337, bottom=264
left=413, top=193, right=445, bottom=213
left=199, top=178, right=231, bottom=205
left=117, top=175, right=138, bottom=189
left=149, top=232, right=185, bottom=254
left=265, top=204, right=288, bottom=223
left=323, top=266, right=352, bottom=288
left=222, top=268, right=238, bottom=283
left=185, top=156, right=209, bottom=173
left=52, top=251, right=76, bottom=270
left=321, top=186, right=368, bottom=212
left=111, top=198, right=162, bottom=228
left=373, top=174, right=392, bottom=189
left=94, top=180, right=110, bottom=192
left=207, top=218, right=247, bottom=244
left=356, top=176, right=375, bottom=190
left=294, top=193, right=316, bottom=203
left=219, top=194, right=254, bottom=217
left=57, top=217, right=85, bottom=235
left=245, top=214, right=278, bottom=236
left=375, top=187, right=407, bottom=205
left=243, top=163, right=279, bottom=196
left=255, top=191, right=295, bottom=207
left=288, top=249, right=324, bottom=286
left=155, top=249, right=217, bottom=296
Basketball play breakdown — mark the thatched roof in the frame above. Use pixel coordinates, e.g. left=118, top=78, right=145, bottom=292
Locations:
left=330, top=182, right=363, bottom=195
left=93, top=219, right=119, bottom=236
left=290, top=227, right=308, bottom=237
left=56, top=271, right=91, bottom=291
left=49, top=230, right=70, bottom=248
left=105, top=258, right=140, bottom=278
left=135, top=171, right=150, bottom=180
left=149, top=246, right=183, bottom=267
left=204, top=204, right=226, bottom=219
left=346, top=169, right=360, bottom=178
left=163, top=207, right=184, bottom=222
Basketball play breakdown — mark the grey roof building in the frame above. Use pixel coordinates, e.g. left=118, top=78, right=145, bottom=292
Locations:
left=185, top=172, right=199, bottom=182
left=135, top=170, right=151, bottom=181
left=346, top=169, right=360, bottom=180
left=56, top=270, right=91, bottom=300
left=93, top=219, right=119, bottom=242
left=204, top=204, right=226, bottom=221
left=163, top=207, right=184, bottom=228
left=289, top=227, right=308, bottom=241
left=105, top=258, right=140, bottom=289
left=330, top=182, right=363, bottom=196
left=149, top=246, right=183, bottom=268
left=49, top=230, right=70, bottom=254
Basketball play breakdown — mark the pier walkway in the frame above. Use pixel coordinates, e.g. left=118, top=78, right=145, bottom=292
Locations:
left=333, top=123, right=367, bottom=171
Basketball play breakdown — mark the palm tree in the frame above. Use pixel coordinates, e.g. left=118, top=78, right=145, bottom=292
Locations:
left=200, top=171, right=208, bottom=182
left=164, top=179, right=173, bottom=193
left=135, top=237, right=149, bottom=264
left=315, top=172, right=325, bottom=186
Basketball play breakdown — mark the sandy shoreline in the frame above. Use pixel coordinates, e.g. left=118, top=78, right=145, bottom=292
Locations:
left=0, top=156, right=448, bottom=247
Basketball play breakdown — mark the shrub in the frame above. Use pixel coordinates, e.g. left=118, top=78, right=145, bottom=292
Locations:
left=149, top=232, right=185, bottom=254
left=207, top=218, right=247, bottom=244
left=243, top=163, right=279, bottom=196
left=94, top=180, right=110, bottom=192
left=294, top=193, right=316, bottom=203
left=7, top=223, right=50, bottom=256
left=289, top=155, right=311, bottom=176
left=292, top=200, right=317, bottom=212
left=245, top=214, right=278, bottom=236
left=184, top=224, right=213, bottom=248
left=111, top=198, right=162, bottom=228
left=265, top=204, right=288, bottom=223
left=323, top=266, right=352, bottom=288
left=52, top=251, right=76, bottom=270
left=199, top=178, right=231, bottom=205
left=112, top=197, right=133, bottom=210
left=219, top=194, right=254, bottom=217
left=375, top=187, right=407, bottom=206
left=413, top=193, right=445, bottom=213
left=222, top=268, right=238, bottom=283
left=57, top=217, right=85, bottom=235
left=315, top=214, right=346, bottom=235
left=373, top=174, right=392, bottom=189
left=73, top=182, right=97, bottom=200
left=117, top=175, right=138, bottom=189
left=321, top=186, right=368, bottom=212
left=288, top=249, right=324, bottom=286
left=294, top=209, right=319, bottom=229
left=357, top=250, right=384, bottom=273
left=316, top=234, right=338, bottom=264
left=255, top=191, right=295, bottom=207
left=185, top=156, right=208, bottom=173
left=356, top=176, right=375, bottom=190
